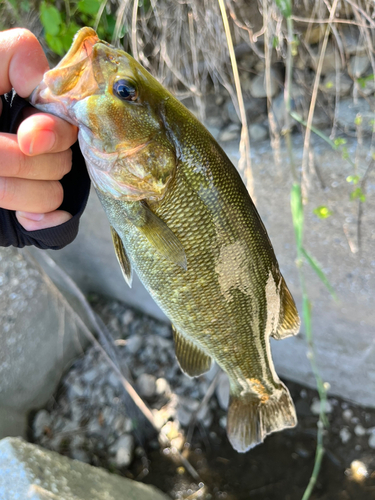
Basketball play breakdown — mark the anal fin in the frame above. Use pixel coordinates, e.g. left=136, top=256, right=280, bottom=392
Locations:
left=227, top=383, right=297, bottom=453
left=110, top=226, right=133, bottom=287
left=172, top=325, right=212, bottom=377
left=272, top=277, right=300, bottom=340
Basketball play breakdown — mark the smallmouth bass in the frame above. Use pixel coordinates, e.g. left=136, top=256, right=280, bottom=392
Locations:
left=30, top=28, right=300, bottom=452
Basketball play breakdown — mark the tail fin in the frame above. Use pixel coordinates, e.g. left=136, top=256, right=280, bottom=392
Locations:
left=226, top=384, right=297, bottom=453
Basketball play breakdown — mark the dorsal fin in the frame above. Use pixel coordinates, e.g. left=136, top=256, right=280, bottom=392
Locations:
left=172, top=325, right=212, bottom=377
left=271, top=277, right=300, bottom=340
left=110, top=226, right=133, bottom=288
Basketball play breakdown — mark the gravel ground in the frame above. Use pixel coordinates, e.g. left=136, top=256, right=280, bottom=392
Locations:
left=30, top=294, right=375, bottom=499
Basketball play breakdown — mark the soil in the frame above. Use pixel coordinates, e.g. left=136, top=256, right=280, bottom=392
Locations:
left=130, top=380, right=375, bottom=500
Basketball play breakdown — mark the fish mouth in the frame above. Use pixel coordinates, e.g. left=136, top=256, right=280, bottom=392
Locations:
left=29, top=28, right=105, bottom=119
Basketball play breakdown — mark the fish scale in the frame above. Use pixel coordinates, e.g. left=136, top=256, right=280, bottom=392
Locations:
left=30, top=27, right=301, bottom=452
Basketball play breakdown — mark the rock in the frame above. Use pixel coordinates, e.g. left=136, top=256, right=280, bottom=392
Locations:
left=136, top=373, right=157, bottom=397
left=368, top=429, right=375, bottom=449
left=219, top=123, right=241, bottom=142
left=356, top=75, right=375, bottom=97
left=226, top=96, right=267, bottom=125
left=340, top=427, right=351, bottom=444
left=114, top=434, right=134, bottom=468
left=0, top=437, right=168, bottom=500
left=126, top=334, right=143, bottom=354
left=354, top=424, right=366, bottom=437
left=156, top=378, right=171, bottom=395
left=310, top=398, right=333, bottom=415
left=216, top=372, right=230, bottom=410
left=0, top=248, right=88, bottom=439
left=341, top=25, right=367, bottom=56
left=310, top=40, right=342, bottom=75
left=320, top=72, right=352, bottom=96
left=33, top=410, right=51, bottom=439
left=349, top=54, right=370, bottom=78
left=336, top=98, right=375, bottom=134
left=249, top=123, right=268, bottom=142
left=249, top=69, right=280, bottom=98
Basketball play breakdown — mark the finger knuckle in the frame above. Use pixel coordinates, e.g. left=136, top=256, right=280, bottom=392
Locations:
left=0, top=177, right=14, bottom=207
left=57, top=149, right=73, bottom=179
left=47, top=181, right=64, bottom=211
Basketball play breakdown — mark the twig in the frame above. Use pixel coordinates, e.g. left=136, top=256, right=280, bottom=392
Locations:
left=301, top=0, right=340, bottom=202
left=217, top=0, right=254, bottom=200
left=186, top=366, right=221, bottom=446
left=131, top=0, right=139, bottom=61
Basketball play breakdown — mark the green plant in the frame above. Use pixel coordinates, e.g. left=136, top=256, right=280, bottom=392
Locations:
left=39, top=0, right=117, bottom=56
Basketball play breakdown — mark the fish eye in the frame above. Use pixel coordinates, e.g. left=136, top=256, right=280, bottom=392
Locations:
left=113, top=79, right=137, bottom=101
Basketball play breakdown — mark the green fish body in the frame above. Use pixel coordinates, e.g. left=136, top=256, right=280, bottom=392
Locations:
left=31, top=28, right=300, bottom=452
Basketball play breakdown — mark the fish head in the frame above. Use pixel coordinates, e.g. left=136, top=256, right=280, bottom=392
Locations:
left=30, top=27, right=176, bottom=201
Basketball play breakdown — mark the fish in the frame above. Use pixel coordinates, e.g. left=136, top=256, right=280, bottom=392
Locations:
left=30, top=27, right=300, bottom=453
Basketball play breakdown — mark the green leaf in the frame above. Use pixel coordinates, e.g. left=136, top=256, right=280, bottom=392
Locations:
left=301, top=247, right=337, bottom=300
left=313, top=206, right=332, bottom=219
left=77, top=0, right=101, bottom=16
left=354, top=114, right=362, bottom=126
left=45, top=33, right=64, bottom=55
left=275, top=0, right=292, bottom=18
left=61, top=22, right=80, bottom=51
left=290, top=183, right=303, bottom=253
left=350, top=187, right=366, bottom=202
left=40, top=3, right=62, bottom=36
left=346, top=175, right=360, bottom=185
left=333, top=137, right=346, bottom=148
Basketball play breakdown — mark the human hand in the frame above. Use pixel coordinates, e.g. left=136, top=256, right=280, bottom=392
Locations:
left=0, top=28, right=78, bottom=231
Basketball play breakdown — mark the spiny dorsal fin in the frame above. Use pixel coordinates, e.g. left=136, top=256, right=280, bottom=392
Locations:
left=172, top=325, right=212, bottom=377
left=272, top=277, right=300, bottom=340
left=110, top=226, right=133, bottom=288
left=128, top=202, right=187, bottom=271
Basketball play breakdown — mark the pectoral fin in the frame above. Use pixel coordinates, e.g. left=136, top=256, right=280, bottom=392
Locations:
left=272, top=277, right=300, bottom=340
left=126, top=201, right=187, bottom=270
left=110, top=226, right=133, bottom=287
left=172, top=325, right=212, bottom=377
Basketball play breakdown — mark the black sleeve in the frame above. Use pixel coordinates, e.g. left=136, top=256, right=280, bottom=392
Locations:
left=0, top=92, right=91, bottom=250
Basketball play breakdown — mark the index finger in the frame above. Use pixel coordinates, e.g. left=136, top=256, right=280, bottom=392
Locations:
left=0, top=28, right=49, bottom=98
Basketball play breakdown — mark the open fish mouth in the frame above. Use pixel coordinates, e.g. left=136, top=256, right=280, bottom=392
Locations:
left=29, top=28, right=105, bottom=119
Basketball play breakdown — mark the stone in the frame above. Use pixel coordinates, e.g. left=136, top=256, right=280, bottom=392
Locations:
left=249, top=123, right=268, bottom=142
left=309, top=40, right=342, bottom=75
left=0, top=437, right=168, bottom=500
left=310, top=399, right=333, bottom=415
left=249, top=69, right=280, bottom=98
left=349, top=55, right=370, bottom=78
left=369, top=431, right=375, bottom=449
left=341, top=25, right=367, bottom=56
left=0, top=248, right=88, bottom=439
left=216, top=372, right=230, bottom=410
left=354, top=424, right=366, bottom=437
left=226, top=96, right=267, bottom=125
left=136, top=373, right=157, bottom=398
left=219, top=123, right=241, bottom=142
left=336, top=98, right=375, bottom=134
left=126, top=334, right=143, bottom=354
left=114, top=434, right=134, bottom=468
left=340, top=427, right=351, bottom=444
left=33, top=410, right=51, bottom=439
left=320, top=72, right=352, bottom=96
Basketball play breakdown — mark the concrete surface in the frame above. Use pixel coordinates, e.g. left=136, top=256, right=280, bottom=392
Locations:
left=0, top=437, right=169, bottom=500
left=0, top=247, right=88, bottom=439
left=26, top=135, right=375, bottom=408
